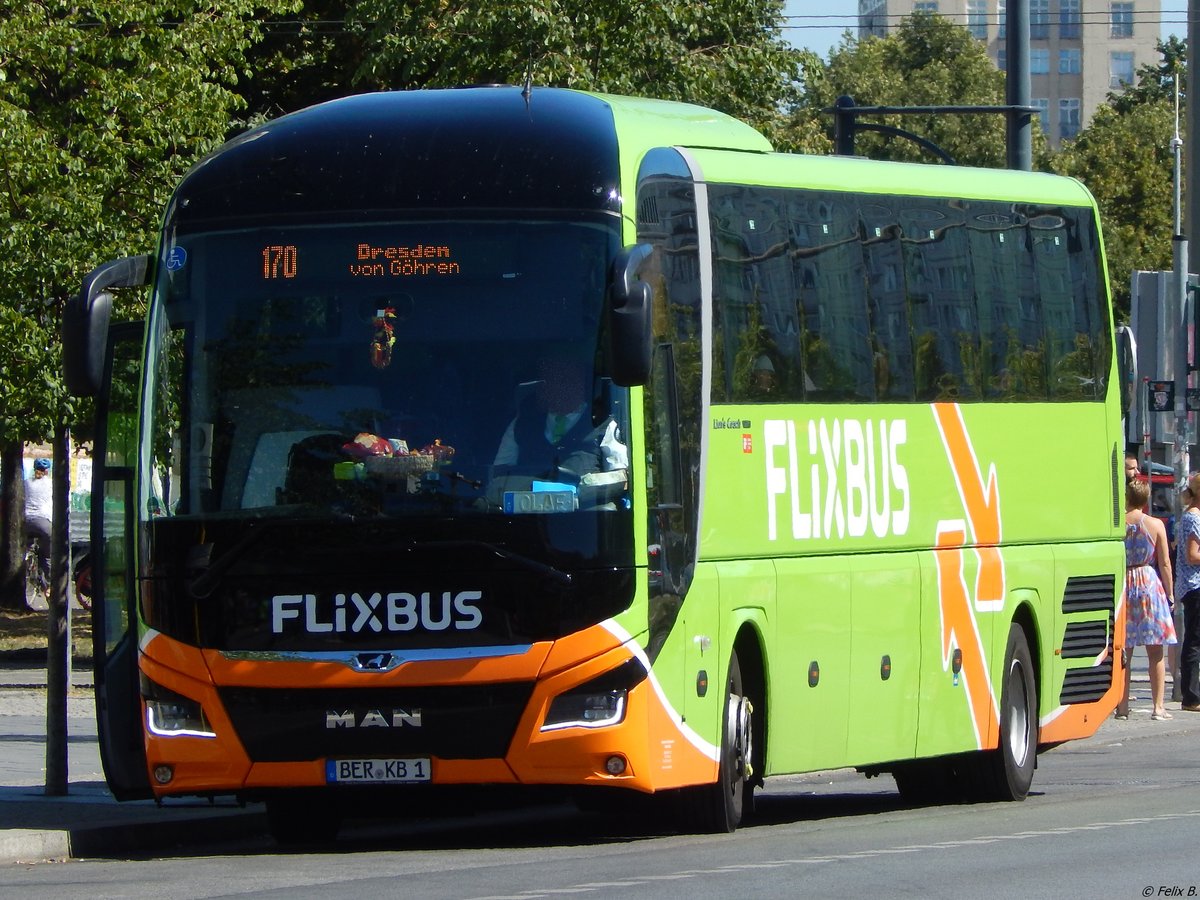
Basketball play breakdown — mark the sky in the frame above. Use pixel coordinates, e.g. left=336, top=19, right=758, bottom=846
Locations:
left=784, top=0, right=1190, bottom=58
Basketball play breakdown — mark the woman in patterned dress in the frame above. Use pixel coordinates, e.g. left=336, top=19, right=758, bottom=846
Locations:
left=1118, top=478, right=1177, bottom=720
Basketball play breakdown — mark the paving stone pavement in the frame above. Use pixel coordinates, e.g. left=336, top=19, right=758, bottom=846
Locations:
left=0, top=659, right=264, bottom=863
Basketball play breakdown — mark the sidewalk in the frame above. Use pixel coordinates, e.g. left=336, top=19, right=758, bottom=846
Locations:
left=0, top=652, right=1194, bottom=864
left=0, top=659, right=265, bottom=863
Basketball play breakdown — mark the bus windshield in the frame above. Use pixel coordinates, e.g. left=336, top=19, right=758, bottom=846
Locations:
left=144, top=217, right=630, bottom=533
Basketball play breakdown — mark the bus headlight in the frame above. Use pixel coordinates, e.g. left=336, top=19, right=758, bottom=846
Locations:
left=542, top=657, right=647, bottom=732
left=141, top=675, right=216, bottom=738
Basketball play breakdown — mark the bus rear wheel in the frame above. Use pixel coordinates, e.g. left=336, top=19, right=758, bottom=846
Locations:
left=973, top=623, right=1037, bottom=801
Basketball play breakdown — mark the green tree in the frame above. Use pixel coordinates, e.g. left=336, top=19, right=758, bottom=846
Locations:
left=1110, top=34, right=1186, bottom=114
left=237, top=0, right=366, bottom=121
left=238, top=1, right=806, bottom=141
left=0, top=1, right=295, bottom=609
left=1050, top=40, right=1183, bottom=322
left=782, top=14, right=1015, bottom=166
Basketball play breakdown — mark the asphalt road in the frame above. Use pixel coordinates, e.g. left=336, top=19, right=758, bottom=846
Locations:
left=0, top=712, right=1196, bottom=900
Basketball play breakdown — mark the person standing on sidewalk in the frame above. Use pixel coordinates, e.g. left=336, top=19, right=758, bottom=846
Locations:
left=23, top=458, right=53, bottom=584
left=1119, top=478, right=1177, bottom=720
left=1174, top=473, right=1200, bottom=713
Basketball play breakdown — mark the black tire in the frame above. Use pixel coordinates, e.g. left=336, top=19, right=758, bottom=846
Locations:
left=690, top=650, right=754, bottom=833
left=266, top=793, right=343, bottom=846
left=73, top=552, right=93, bottom=611
left=24, top=550, right=47, bottom=609
left=975, top=623, right=1037, bottom=801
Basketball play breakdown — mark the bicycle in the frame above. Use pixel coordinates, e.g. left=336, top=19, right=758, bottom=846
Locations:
left=23, top=537, right=93, bottom=612
left=23, top=538, right=49, bottom=610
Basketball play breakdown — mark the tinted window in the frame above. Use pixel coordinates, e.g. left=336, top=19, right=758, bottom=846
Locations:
left=708, top=185, right=1108, bottom=404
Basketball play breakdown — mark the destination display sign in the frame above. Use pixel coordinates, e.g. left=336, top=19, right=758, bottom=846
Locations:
left=261, top=242, right=465, bottom=280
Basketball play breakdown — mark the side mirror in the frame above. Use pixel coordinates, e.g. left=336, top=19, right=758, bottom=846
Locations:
left=608, top=244, right=654, bottom=387
left=63, top=255, right=150, bottom=397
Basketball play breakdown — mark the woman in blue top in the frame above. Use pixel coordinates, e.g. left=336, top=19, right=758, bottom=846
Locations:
left=1174, top=473, right=1200, bottom=712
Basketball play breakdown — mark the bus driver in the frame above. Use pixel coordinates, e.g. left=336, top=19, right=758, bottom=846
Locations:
left=493, top=350, right=627, bottom=481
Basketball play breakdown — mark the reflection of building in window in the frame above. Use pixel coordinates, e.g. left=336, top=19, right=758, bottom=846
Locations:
left=705, top=179, right=1108, bottom=406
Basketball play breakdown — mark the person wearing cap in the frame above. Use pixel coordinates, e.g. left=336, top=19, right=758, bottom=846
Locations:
left=24, top=458, right=53, bottom=585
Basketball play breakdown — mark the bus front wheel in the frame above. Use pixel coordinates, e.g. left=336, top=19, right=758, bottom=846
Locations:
left=688, top=650, right=754, bottom=833
left=976, top=623, right=1037, bottom=801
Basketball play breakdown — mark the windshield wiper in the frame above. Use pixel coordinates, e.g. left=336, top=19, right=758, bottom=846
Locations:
left=424, top=539, right=572, bottom=586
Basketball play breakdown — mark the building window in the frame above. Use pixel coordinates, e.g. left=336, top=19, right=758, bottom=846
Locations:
left=999, top=0, right=1006, bottom=39
left=1031, top=49, right=1050, bottom=74
left=997, top=49, right=1007, bottom=71
left=1060, top=0, right=1081, bottom=38
left=913, top=1, right=938, bottom=11
left=1110, top=51, right=1135, bottom=87
left=1030, top=0, right=1050, bottom=39
left=1034, top=98, right=1049, bottom=132
left=1059, top=48, right=1081, bottom=74
left=967, top=0, right=988, bottom=39
left=1110, top=2, right=1133, bottom=38
left=1060, top=98, right=1081, bottom=140
left=859, top=0, right=888, bottom=38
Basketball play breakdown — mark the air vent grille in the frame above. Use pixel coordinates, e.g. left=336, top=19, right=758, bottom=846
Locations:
left=1060, top=620, right=1110, bottom=659
left=1061, top=574, right=1116, bottom=614
left=1059, top=659, right=1114, bottom=705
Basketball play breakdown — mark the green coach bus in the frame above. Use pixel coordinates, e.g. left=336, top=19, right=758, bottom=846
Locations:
left=64, top=87, right=1124, bottom=842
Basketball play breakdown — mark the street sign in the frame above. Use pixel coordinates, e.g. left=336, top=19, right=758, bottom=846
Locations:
left=1149, top=381, right=1175, bottom=413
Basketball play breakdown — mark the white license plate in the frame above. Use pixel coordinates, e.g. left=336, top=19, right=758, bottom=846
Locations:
left=326, top=758, right=431, bottom=784
left=503, top=490, right=575, bottom=514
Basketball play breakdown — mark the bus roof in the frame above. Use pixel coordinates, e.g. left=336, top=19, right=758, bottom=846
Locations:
left=685, top=147, right=1098, bottom=208
left=170, top=88, right=770, bottom=229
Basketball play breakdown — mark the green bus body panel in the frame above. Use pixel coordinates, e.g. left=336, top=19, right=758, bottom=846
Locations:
left=704, top=403, right=1117, bottom=556
left=619, top=137, right=1123, bottom=774
left=771, top=555, right=852, bottom=771
left=685, top=149, right=1098, bottom=207
left=592, top=93, right=772, bottom=208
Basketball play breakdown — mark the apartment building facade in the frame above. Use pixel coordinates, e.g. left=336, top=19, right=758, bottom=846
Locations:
left=858, top=0, right=1161, bottom=145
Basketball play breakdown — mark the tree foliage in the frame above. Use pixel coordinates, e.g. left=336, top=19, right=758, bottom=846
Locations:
left=1110, top=34, right=1186, bottom=114
left=1051, top=39, right=1184, bottom=321
left=238, top=0, right=806, bottom=141
left=0, top=1, right=295, bottom=607
left=781, top=14, right=1014, bottom=166
left=0, top=1, right=297, bottom=446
